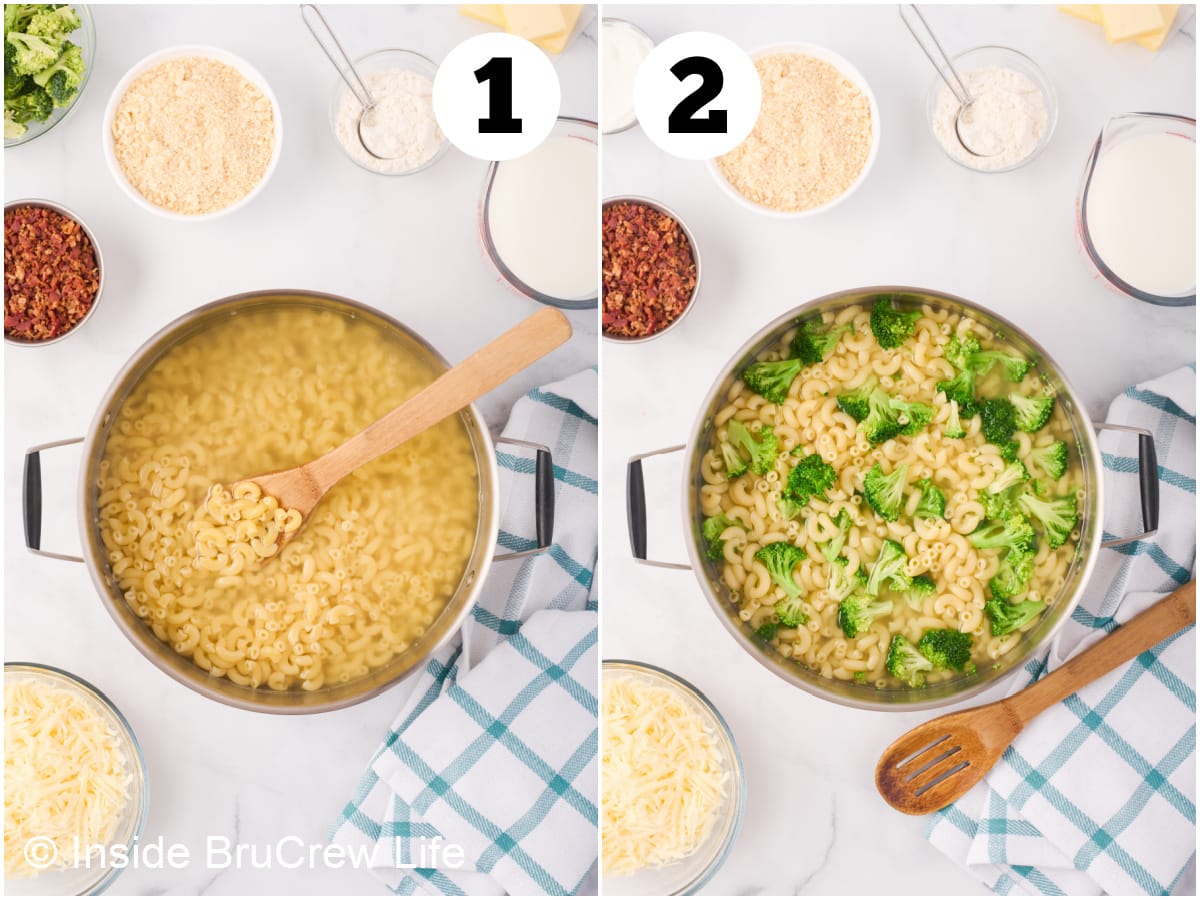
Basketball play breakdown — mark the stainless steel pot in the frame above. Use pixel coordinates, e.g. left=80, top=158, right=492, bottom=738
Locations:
left=22, top=290, right=556, bottom=714
left=626, top=286, right=1159, bottom=711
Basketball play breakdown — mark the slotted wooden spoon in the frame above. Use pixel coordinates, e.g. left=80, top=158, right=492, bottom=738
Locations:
left=877, top=580, right=1195, bottom=815
left=236, top=306, right=571, bottom=558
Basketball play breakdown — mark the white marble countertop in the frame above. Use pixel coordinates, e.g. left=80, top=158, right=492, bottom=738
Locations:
left=4, top=4, right=595, bottom=894
left=601, top=4, right=1195, bottom=896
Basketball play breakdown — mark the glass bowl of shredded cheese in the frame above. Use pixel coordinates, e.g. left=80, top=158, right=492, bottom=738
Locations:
left=4, top=663, right=149, bottom=895
left=601, top=660, right=745, bottom=895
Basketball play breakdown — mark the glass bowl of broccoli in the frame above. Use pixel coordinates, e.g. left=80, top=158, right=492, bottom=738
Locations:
left=4, top=4, right=94, bottom=148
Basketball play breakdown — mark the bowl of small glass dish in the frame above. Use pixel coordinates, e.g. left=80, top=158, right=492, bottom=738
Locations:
left=706, top=41, right=880, bottom=219
left=4, top=198, right=106, bottom=347
left=4, top=5, right=95, bottom=149
left=925, top=45, right=1058, bottom=174
left=478, top=116, right=598, bottom=309
left=602, top=660, right=745, bottom=896
left=102, top=45, right=283, bottom=221
left=326, top=48, right=449, bottom=176
left=601, top=195, right=702, bottom=345
left=601, top=18, right=655, bottom=135
left=4, top=662, right=149, bottom=896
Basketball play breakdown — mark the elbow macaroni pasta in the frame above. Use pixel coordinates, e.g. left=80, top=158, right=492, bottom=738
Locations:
left=96, top=307, right=480, bottom=692
left=699, top=303, right=1081, bottom=687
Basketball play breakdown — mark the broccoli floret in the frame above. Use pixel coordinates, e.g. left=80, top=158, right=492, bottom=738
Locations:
left=32, top=41, right=82, bottom=106
left=819, top=508, right=853, bottom=563
left=968, top=349, right=1030, bottom=383
left=777, top=495, right=804, bottom=520
left=913, top=478, right=946, bottom=519
left=26, top=6, right=80, bottom=38
left=869, top=296, right=922, bottom=350
left=936, top=367, right=977, bottom=417
left=980, top=397, right=1017, bottom=448
left=5, top=84, right=50, bottom=123
left=4, top=6, right=47, bottom=36
left=853, top=670, right=869, bottom=685
left=701, top=514, right=737, bottom=561
left=944, top=333, right=982, bottom=370
left=989, top=546, right=1036, bottom=601
left=775, top=594, right=809, bottom=628
left=836, top=374, right=877, bottom=422
left=902, top=573, right=937, bottom=610
left=985, top=595, right=1046, bottom=636
left=1028, top=440, right=1069, bottom=481
left=861, top=387, right=905, bottom=444
left=839, top=382, right=912, bottom=445
left=756, top=620, right=778, bottom=641
left=754, top=541, right=806, bottom=601
left=978, top=487, right=1016, bottom=521
left=886, top=634, right=933, bottom=688
left=969, top=511, right=1035, bottom=554
left=1016, top=491, right=1078, bottom=549
left=6, top=31, right=62, bottom=75
left=889, top=395, right=935, bottom=436
left=5, top=69, right=29, bottom=99
left=790, top=318, right=854, bottom=365
left=918, top=629, right=974, bottom=672
left=865, top=538, right=910, bottom=596
left=783, top=453, right=837, bottom=509
left=944, top=398, right=967, bottom=439
left=987, top=459, right=1029, bottom=496
left=826, top=555, right=859, bottom=602
left=1010, top=392, right=1054, bottom=433
left=4, top=107, right=23, bottom=138
left=723, top=420, right=777, bottom=478
left=837, top=592, right=894, bottom=638
left=742, top=358, right=804, bottom=405
left=720, top=439, right=748, bottom=478
left=863, top=462, right=908, bottom=522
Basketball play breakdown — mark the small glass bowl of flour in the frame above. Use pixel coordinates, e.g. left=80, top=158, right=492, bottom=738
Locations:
left=327, top=49, right=448, bottom=176
left=926, top=46, right=1057, bottom=173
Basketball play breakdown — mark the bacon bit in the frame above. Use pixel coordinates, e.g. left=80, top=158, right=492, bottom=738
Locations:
left=4, top=205, right=100, bottom=342
left=602, top=201, right=697, bottom=339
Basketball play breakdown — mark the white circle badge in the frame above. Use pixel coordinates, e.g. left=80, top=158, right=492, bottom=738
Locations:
left=634, top=32, right=761, bottom=161
left=433, top=32, right=562, bottom=160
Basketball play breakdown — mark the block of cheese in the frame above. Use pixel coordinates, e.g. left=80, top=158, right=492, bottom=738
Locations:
left=1059, top=4, right=1104, bottom=24
left=460, top=4, right=506, bottom=28
left=1134, top=4, right=1180, bottom=49
left=531, top=4, right=583, bottom=54
left=500, top=4, right=567, bottom=41
left=1100, top=4, right=1169, bottom=42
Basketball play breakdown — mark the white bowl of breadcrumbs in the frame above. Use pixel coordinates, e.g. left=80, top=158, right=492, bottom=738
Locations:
left=102, top=46, right=283, bottom=220
left=707, top=43, right=880, bottom=219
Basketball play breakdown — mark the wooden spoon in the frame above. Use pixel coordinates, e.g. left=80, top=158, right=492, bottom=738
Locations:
left=876, top=580, right=1196, bottom=815
left=235, top=306, right=571, bottom=557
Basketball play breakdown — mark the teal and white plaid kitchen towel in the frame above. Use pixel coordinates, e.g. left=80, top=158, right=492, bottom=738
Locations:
left=928, top=364, right=1196, bottom=896
left=330, top=369, right=598, bottom=896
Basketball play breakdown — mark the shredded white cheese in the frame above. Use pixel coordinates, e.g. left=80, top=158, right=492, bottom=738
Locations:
left=4, top=677, right=132, bottom=878
left=601, top=674, right=729, bottom=874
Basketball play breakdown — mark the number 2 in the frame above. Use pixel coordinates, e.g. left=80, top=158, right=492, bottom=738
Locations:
left=475, top=56, right=522, bottom=134
left=667, top=56, right=728, bottom=134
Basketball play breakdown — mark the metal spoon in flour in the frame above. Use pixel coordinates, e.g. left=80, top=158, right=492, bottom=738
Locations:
left=898, top=4, right=997, bottom=158
left=301, top=3, right=403, bottom=161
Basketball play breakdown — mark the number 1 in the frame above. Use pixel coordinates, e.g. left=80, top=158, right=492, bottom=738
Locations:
left=475, top=56, right=522, bottom=134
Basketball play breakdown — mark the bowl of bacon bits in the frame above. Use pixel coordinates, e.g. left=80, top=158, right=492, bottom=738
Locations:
left=4, top=199, right=104, bottom=345
left=602, top=196, right=700, bottom=343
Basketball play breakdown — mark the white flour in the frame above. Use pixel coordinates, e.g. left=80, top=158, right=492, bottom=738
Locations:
left=932, top=66, right=1048, bottom=171
left=335, top=68, right=443, bottom=174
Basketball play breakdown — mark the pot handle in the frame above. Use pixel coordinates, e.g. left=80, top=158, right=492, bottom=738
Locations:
left=493, top=436, right=555, bottom=561
left=1096, top=422, right=1160, bottom=549
left=627, top=445, right=691, bottom=570
left=23, top=438, right=85, bottom=563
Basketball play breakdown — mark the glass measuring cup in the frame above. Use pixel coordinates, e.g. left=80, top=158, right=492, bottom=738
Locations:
left=1075, top=112, right=1196, bottom=307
